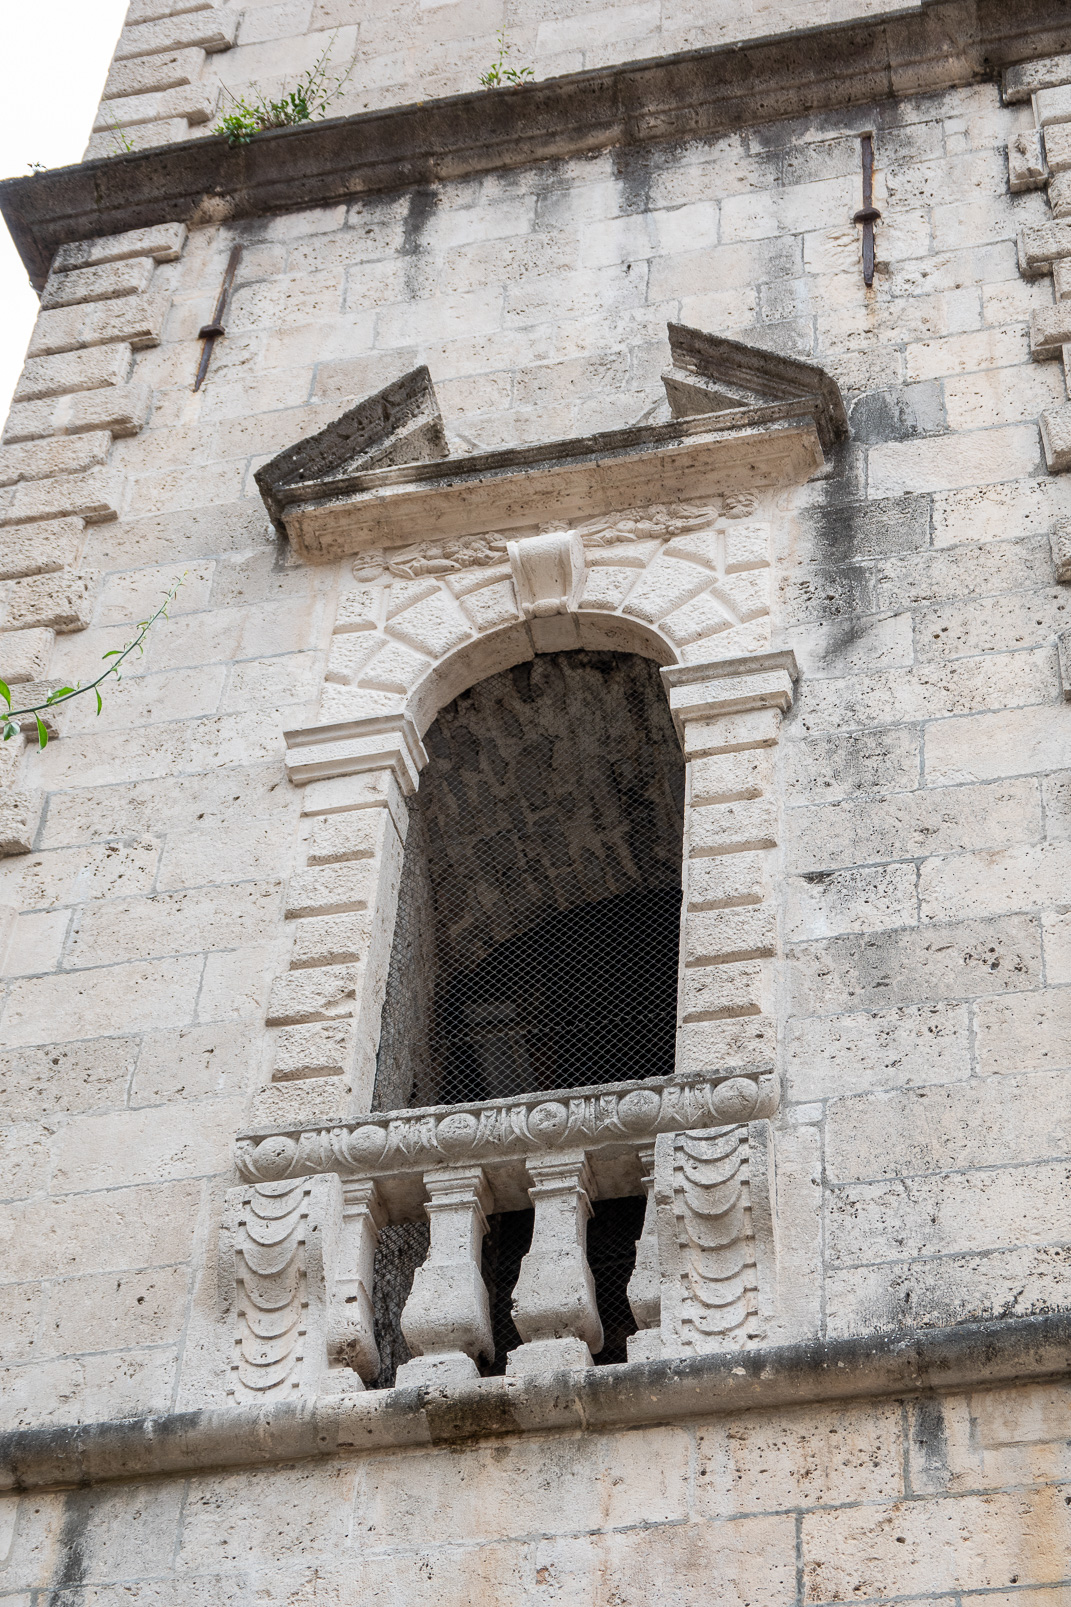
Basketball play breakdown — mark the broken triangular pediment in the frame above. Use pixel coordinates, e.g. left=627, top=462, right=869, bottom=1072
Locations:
left=255, top=365, right=448, bottom=531
left=662, top=323, right=848, bottom=451
left=259, top=326, right=848, bottom=561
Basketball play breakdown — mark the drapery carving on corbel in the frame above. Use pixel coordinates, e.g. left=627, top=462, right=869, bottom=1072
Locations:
left=219, top=1172, right=384, bottom=1401
left=626, top=1119, right=778, bottom=1362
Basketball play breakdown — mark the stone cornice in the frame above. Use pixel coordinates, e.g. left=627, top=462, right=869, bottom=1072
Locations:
left=2, top=0, right=1071, bottom=286
left=277, top=404, right=824, bottom=561
left=2, top=1312, right=1070, bottom=1492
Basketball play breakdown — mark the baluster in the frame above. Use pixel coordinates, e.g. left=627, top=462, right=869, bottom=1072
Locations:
left=326, top=1178, right=384, bottom=1387
left=626, top=1142, right=663, bottom=1362
left=396, top=1166, right=493, bottom=1385
left=508, top=1150, right=602, bottom=1374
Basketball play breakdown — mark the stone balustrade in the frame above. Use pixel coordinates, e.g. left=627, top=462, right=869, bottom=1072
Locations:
left=395, top=1167, right=494, bottom=1386
left=508, top=1151, right=603, bottom=1373
left=222, top=1066, right=779, bottom=1396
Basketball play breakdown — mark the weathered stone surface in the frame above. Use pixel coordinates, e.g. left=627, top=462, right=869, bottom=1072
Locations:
left=12, top=342, right=133, bottom=402
left=0, top=790, right=41, bottom=856
left=0, top=4, right=1070, bottom=1595
left=0, top=569, right=94, bottom=632
left=40, top=257, right=154, bottom=311
left=1004, top=52, right=1071, bottom=101
left=3, top=383, right=151, bottom=444
left=103, top=47, right=205, bottom=102
left=27, top=294, right=165, bottom=357
left=0, top=520, right=82, bottom=580
left=52, top=222, right=186, bottom=273
left=113, top=7, right=237, bottom=60
left=93, top=83, right=218, bottom=132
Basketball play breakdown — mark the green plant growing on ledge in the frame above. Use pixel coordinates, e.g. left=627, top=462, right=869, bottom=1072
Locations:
left=214, top=34, right=355, bottom=145
left=479, top=32, right=534, bottom=88
left=101, top=110, right=136, bottom=157
left=1, top=577, right=183, bottom=750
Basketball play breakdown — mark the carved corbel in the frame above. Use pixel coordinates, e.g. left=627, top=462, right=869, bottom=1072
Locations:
left=326, top=1178, right=385, bottom=1385
left=219, top=1171, right=388, bottom=1400
left=653, top=1123, right=774, bottom=1359
left=219, top=1173, right=342, bottom=1400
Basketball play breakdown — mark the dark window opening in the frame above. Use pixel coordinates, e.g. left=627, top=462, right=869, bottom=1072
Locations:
left=480, top=1206, right=533, bottom=1375
left=374, top=650, right=685, bottom=1111
left=587, top=1193, right=649, bottom=1364
left=479, top=1195, right=646, bottom=1372
left=436, top=886, right=682, bottom=1103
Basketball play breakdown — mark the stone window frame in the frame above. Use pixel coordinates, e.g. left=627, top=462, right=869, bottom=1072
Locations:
left=220, top=334, right=842, bottom=1398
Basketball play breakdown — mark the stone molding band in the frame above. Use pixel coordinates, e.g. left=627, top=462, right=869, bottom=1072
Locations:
left=2, top=0, right=1068, bottom=285
left=2, top=1311, right=1069, bottom=1494
left=235, top=1069, right=777, bottom=1184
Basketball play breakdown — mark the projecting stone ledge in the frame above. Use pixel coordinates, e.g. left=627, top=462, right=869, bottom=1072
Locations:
left=255, top=365, right=448, bottom=534
left=2, top=1311, right=1070, bottom=1493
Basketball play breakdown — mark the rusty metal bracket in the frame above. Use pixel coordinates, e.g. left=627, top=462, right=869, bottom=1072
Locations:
left=852, top=133, right=881, bottom=287
left=193, top=244, right=242, bottom=391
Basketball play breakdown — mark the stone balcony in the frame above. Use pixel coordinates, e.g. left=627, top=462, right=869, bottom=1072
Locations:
left=222, top=1067, right=778, bottom=1400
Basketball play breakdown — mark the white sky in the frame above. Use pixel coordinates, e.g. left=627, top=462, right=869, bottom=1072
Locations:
left=0, top=0, right=129, bottom=420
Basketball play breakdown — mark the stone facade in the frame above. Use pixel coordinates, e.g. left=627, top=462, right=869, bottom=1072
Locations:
left=3, top=0, right=1071, bottom=1597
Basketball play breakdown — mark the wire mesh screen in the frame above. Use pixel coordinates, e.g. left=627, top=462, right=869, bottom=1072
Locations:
left=369, top=1220, right=430, bottom=1390
left=480, top=1207, right=534, bottom=1375
left=479, top=1195, right=647, bottom=1373
left=374, top=650, right=685, bottom=1111
left=587, top=1194, right=648, bottom=1364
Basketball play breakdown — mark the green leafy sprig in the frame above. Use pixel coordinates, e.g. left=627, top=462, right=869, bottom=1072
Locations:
left=479, top=33, right=534, bottom=88
left=0, top=576, right=184, bottom=750
left=214, top=34, right=355, bottom=146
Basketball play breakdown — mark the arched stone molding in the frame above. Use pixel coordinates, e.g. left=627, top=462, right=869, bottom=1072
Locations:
left=263, top=490, right=791, bottom=1130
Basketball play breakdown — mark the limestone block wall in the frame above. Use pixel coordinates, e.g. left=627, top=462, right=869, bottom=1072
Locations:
left=2, top=1376, right=1071, bottom=1602
left=2, top=53, right=1071, bottom=1429
left=85, top=0, right=931, bottom=158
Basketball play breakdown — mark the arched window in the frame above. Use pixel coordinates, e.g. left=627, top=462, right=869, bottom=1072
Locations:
left=374, top=648, right=685, bottom=1112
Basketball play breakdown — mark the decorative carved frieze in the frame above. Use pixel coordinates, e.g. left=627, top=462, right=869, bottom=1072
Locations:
left=353, top=533, right=509, bottom=583
left=348, top=496, right=762, bottom=588
left=235, top=1068, right=777, bottom=1188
